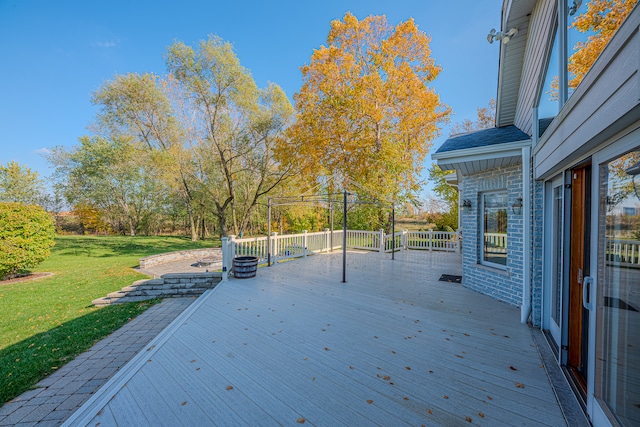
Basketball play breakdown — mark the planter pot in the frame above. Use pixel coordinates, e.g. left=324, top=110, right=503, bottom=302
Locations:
left=233, top=256, right=258, bottom=279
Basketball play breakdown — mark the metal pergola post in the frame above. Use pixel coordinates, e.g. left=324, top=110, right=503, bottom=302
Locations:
left=267, top=198, right=271, bottom=267
left=342, top=190, right=347, bottom=283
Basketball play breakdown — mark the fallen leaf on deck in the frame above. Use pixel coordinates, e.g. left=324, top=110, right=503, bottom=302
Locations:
left=297, top=417, right=306, bottom=424
left=324, top=347, right=330, bottom=351
left=366, top=399, right=373, bottom=404
left=444, top=395, right=449, bottom=399
left=426, top=408, right=433, bottom=415
left=487, top=395, right=493, bottom=400
left=311, top=377, right=315, bottom=381
left=456, top=355, right=464, bottom=358
left=190, top=360, right=196, bottom=363
left=509, top=366, right=517, bottom=371
left=464, top=333, right=470, bottom=336
left=303, top=357, right=308, bottom=360
left=226, top=386, right=234, bottom=390
left=403, top=396, right=409, bottom=400
left=374, top=336, right=378, bottom=339
left=515, top=382, right=525, bottom=388
left=428, top=370, right=433, bottom=373
left=389, top=382, right=395, bottom=385
left=504, top=335, right=510, bottom=338
left=465, top=416, right=472, bottom=422
left=349, top=365, right=354, bottom=370
left=181, top=402, right=187, bottom=406
left=383, top=375, right=391, bottom=381
left=405, top=366, right=411, bottom=370
left=478, top=411, right=485, bottom=418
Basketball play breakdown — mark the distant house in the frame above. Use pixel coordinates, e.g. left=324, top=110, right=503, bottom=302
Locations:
left=432, top=1, right=640, bottom=426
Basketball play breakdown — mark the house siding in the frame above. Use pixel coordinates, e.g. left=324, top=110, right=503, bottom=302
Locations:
left=460, top=163, right=524, bottom=307
left=513, top=0, right=557, bottom=135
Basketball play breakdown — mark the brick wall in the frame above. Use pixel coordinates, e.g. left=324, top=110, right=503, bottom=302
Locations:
left=460, top=163, right=524, bottom=307
left=531, top=179, right=544, bottom=327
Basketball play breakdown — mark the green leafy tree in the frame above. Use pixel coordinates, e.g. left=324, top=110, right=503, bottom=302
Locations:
left=0, top=202, right=55, bottom=280
left=48, top=136, right=166, bottom=236
left=166, top=36, right=295, bottom=237
left=0, top=161, right=46, bottom=206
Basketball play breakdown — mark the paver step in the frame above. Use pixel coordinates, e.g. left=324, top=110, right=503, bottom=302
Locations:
left=93, top=273, right=222, bottom=306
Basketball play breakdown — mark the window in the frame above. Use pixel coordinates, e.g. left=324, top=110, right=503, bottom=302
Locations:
left=597, top=149, right=640, bottom=427
left=482, top=192, right=508, bottom=267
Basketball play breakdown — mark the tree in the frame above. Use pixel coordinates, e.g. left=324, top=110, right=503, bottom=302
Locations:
left=279, top=13, right=450, bottom=204
left=428, top=164, right=458, bottom=230
left=165, top=36, right=295, bottom=237
left=548, top=0, right=638, bottom=98
left=449, top=99, right=495, bottom=135
left=0, top=161, right=46, bottom=206
left=569, top=0, right=638, bottom=89
left=0, top=202, right=55, bottom=280
left=427, top=98, right=496, bottom=229
left=48, top=136, right=166, bottom=236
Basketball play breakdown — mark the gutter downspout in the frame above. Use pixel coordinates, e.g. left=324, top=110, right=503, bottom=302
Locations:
left=521, top=145, right=532, bottom=323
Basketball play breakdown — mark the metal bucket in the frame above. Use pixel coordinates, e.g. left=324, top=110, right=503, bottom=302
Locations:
left=233, top=256, right=258, bottom=279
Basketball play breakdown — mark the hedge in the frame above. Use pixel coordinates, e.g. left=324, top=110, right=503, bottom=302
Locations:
left=0, top=202, right=55, bottom=280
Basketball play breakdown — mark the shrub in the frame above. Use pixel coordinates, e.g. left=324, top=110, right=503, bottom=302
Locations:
left=0, top=202, right=55, bottom=280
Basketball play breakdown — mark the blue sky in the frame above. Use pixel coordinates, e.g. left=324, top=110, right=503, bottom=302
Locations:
left=0, top=0, right=502, bottom=194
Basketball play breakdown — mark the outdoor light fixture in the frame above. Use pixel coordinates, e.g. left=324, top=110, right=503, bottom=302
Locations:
left=626, top=161, right=640, bottom=201
left=462, top=199, right=472, bottom=211
left=569, top=0, right=582, bottom=16
left=487, top=27, right=519, bottom=44
left=511, top=197, right=523, bottom=215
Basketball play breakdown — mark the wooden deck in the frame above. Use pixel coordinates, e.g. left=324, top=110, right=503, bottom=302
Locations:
left=65, top=251, right=567, bottom=426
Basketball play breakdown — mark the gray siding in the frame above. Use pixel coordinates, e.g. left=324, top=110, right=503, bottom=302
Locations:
left=513, top=0, right=557, bottom=135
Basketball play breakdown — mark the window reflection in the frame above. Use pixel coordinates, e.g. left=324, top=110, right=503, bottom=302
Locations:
left=598, top=150, right=640, bottom=426
left=483, top=192, right=507, bottom=266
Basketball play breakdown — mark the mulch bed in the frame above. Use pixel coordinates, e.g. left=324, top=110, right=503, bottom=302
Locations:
left=0, top=272, right=53, bottom=285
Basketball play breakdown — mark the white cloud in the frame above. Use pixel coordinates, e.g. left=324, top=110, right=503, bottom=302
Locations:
left=34, top=147, right=52, bottom=155
left=94, top=40, right=118, bottom=48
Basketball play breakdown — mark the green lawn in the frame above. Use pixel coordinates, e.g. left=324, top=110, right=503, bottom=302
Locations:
left=0, top=235, right=218, bottom=405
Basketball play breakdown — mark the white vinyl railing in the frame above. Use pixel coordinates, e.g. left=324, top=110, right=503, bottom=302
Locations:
left=606, top=238, right=640, bottom=267
left=221, top=229, right=460, bottom=280
left=484, top=233, right=507, bottom=254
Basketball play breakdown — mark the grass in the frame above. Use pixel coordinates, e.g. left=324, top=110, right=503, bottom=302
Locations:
left=0, top=235, right=218, bottom=405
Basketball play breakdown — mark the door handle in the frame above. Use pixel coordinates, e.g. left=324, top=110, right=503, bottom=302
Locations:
left=582, top=276, right=594, bottom=310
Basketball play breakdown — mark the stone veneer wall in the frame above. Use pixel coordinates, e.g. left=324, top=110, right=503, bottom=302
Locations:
left=460, top=163, right=524, bottom=307
left=531, top=179, right=545, bottom=327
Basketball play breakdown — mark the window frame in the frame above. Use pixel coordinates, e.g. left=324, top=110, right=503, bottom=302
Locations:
left=480, top=190, right=508, bottom=270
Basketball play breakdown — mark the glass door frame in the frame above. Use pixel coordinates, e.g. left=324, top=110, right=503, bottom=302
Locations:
left=588, top=128, right=640, bottom=426
left=543, top=175, right=566, bottom=351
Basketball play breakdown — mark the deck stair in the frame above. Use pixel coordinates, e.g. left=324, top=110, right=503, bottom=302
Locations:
left=92, top=273, right=222, bottom=307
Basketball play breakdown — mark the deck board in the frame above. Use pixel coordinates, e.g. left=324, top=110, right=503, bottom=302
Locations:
left=68, top=251, right=567, bottom=426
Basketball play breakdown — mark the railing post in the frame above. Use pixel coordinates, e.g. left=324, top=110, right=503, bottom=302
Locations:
left=303, top=230, right=308, bottom=257
left=221, top=237, right=229, bottom=281
left=456, top=230, right=461, bottom=254
left=403, top=230, right=408, bottom=250
left=379, top=229, right=385, bottom=254
left=271, top=232, right=278, bottom=265
left=324, top=228, right=330, bottom=253
left=428, top=229, right=433, bottom=252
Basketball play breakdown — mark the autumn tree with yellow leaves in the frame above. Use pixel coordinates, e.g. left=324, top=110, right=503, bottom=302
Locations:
left=569, top=0, right=638, bottom=89
left=279, top=13, right=450, bottom=204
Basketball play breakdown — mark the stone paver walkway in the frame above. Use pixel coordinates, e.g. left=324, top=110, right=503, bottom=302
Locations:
left=0, top=297, right=195, bottom=427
